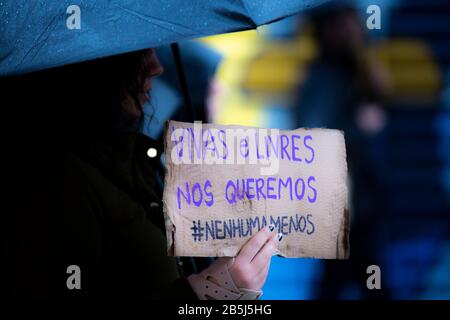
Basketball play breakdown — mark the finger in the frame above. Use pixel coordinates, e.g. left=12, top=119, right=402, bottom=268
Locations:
left=256, top=257, right=271, bottom=281
left=236, top=224, right=275, bottom=264
left=252, top=261, right=272, bottom=290
left=251, top=231, right=280, bottom=268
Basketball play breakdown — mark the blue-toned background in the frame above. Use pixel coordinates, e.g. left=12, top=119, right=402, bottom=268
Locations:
left=261, top=0, right=450, bottom=300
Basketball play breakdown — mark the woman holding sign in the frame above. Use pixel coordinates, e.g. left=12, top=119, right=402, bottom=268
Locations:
left=4, top=49, right=282, bottom=299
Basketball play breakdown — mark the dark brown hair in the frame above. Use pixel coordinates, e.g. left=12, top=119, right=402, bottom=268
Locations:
left=2, top=49, right=152, bottom=136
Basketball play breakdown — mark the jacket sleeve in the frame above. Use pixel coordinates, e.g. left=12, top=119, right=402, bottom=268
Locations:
left=72, top=152, right=199, bottom=300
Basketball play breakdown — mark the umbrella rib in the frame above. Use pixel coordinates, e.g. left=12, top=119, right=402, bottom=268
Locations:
left=116, top=5, right=199, bottom=37
left=19, top=14, right=59, bottom=68
left=239, top=0, right=258, bottom=29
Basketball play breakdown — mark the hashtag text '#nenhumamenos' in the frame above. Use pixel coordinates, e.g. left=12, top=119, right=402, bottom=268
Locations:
left=190, top=214, right=315, bottom=242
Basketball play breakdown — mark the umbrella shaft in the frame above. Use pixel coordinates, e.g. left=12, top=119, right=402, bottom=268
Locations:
left=171, top=43, right=197, bottom=122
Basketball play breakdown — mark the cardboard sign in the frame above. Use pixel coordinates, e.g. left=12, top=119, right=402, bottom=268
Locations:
left=163, top=121, right=349, bottom=259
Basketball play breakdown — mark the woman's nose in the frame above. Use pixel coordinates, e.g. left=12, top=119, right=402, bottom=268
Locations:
left=149, top=50, right=164, bottom=78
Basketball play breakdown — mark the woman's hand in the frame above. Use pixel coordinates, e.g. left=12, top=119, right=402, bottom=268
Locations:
left=228, top=224, right=282, bottom=290
left=187, top=224, right=282, bottom=300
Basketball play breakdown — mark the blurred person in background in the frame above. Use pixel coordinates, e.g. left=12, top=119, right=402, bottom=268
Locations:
left=294, top=3, right=391, bottom=299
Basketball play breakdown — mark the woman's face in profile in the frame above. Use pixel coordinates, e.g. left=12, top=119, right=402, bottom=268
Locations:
left=139, top=48, right=164, bottom=107
left=121, top=48, right=163, bottom=126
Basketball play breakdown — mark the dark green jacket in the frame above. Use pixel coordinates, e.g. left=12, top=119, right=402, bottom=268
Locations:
left=5, top=133, right=197, bottom=299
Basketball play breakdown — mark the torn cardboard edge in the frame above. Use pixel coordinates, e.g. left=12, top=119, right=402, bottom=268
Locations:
left=162, top=120, right=350, bottom=259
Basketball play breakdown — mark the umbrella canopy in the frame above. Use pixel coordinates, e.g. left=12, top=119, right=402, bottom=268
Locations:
left=0, top=0, right=329, bottom=77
